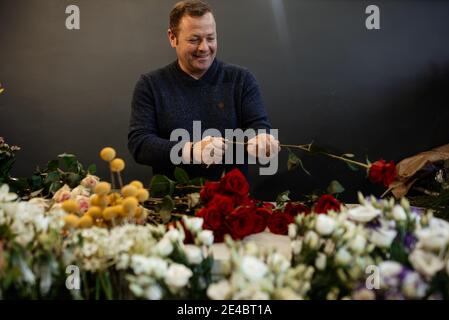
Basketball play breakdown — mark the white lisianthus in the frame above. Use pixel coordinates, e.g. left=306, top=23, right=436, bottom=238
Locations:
left=207, top=280, right=232, bottom=300
left=183, top=216, right=203, bottom=233
left=379, top=261, right=402, bottom=278
left=185, top=245, right=203, bottom=265
left=315, top=215, right=336, bottom=236
left=288, top=223, right=297, bottom=238
left=187, top=193, right=201, bottom=208
left=335, top=248, right=352, bottom=266
left=347, top=205, right=381, bottom=223
left=349, top=234, right=367, bottom=253
left=369, top=228, right=397, bottom=248
left=409, top=249, right=444, bottom=279
left=165, top=228, right=183, bottom=243
left=315, top=253, right=327, bottom=271
left=145, top=284, right=163, bottom=300
left=392, top=205, right=407, bottom=221
left=240, top=256, right=268, bottom=282
left=304, top=231, right=320, bottom=249
left=267, top=253, right=290, bottom=273
left=402, top=272, right=428, bottom=299
left=416, top=218, right=449, bottom=251
left=164, top=264, right=193, bottom=289
left=155, top=238, right=174, bottom=257
left=0, top=184, right=18, bottom=202
left=198, top=230, right=214, bottom=246
left=291, top=240, right=302, bottom=255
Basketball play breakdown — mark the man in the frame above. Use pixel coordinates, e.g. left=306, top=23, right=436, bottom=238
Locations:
left=128, top=0, right=279, bottom=180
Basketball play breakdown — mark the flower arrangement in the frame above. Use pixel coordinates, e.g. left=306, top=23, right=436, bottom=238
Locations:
left=0, top=137, right=20, bottom=185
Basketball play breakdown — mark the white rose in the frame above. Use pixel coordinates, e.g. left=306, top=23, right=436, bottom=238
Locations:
left=241, top=256, right=268, bottom=282
left=335, top=248, right=352, bottom=266
left=369, top=228, right=397, bottom=248
left=52, top=184, right=71, bottom=203
left=185, top=246, right=203, bottom=265
left=71, top=185, right=90, bottom=198
left=80, top=174, right=100, bottom=190
left=315, top=215, right=336, bottom=236
left=207, top=280, right=232, bottom=300
left=409, top=249, right=444, bottom=279
left=347, top=205, right=381, bottom=223
left=164, top=264, right=193, bottom=289
left=198, top=230, right=214, bottom=246
left=392, top=205, right=407, bottom=221
left=155, top=238, right=173, bottom=257
left=145, top=284, right=163, bottom=300
left=349, top=234, right=367, bottom=253
left=315, top=253, right=327, bottom=271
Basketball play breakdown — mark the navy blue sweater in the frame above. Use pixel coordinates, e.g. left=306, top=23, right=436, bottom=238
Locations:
left=128, top=58, right=271, bottom=180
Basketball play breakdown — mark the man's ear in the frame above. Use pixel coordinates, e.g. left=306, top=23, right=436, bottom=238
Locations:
left=168, top=29, right=177, bottom=48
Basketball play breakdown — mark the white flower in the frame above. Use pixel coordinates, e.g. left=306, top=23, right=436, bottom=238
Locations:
left=145, top=284, right=163, bottom=300
left=288, top=223, right=297, bottom=238
left=315, top=215, right=336, bottom=236
left=240, top=256, right=268, bottom=282
left=347, top=205, right=381, bottom=223
left=75, top=195, right=90, bottom=213
left=52, top=184, right=72, bottom=203
left=183, top=216, right=203, bottom=233
left=335, top=248, right=352, bottom=266
left=207, top=280, right=232, bottom=300
left=402, top=272, right=428, bottom=299
left=80, top=174, right=100, bottom=190
left=315, top=253, right=327, bottom=271
left=0, top=184, right=17, bottom=202
left=165, top=228, right=183, bottom=243
left=352, top=288, right=376, bottom=300
left=164, top=263, right=193, bottom=289
left=369, top=228, right=397, bottom=248
left=185, top=246, right=203, bottom=265
left=349, top=234, right=367, bottom=253
left=187, top=193, right=201, bottom=208
left=71, top=185, right=90, bottom=198
left=379, top=261, right=402, bottom=278
left=416, top=218, right=449, bottom=251
left=155, top=238, right=173, bottom=257
left=291, top=240, right=303, bottom=255
left=392, top=205, right=407, bottom=221
left=304, top=231, right=320, bottom=249
left=198, top=230, right=214, bottom=246
left=409, top=249, right=444, bottom=279
left=267, top=253, right=290, bottom=273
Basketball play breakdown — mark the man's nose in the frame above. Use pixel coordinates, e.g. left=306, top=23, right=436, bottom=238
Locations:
left=198, top=38, right=209, bottom=52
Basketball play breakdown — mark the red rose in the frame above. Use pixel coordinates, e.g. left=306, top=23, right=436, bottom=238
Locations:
left=284, top=202, right=310, bottom=217
left=314, top=194, right=342, bottom=214
left=368, top=159, right=397, bottom=187
left=252, top=207, right=271, bottom=233
left=209, top=194, right=235, bottom=214
left=226, top=207, right=256, bottom=240
left=267, top=212, right=294, bottom=235
left=196, top=205, right=224, bottom=231
left=220, top=169, right=249, bottom=198
left=200, top=181, right=221, bottom=204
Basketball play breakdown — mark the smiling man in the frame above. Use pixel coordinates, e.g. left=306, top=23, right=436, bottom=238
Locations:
left=128, top=0, right=280, bottom=180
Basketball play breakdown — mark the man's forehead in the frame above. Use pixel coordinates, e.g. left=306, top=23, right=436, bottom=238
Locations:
left=179, top=13, right=216, bottom=36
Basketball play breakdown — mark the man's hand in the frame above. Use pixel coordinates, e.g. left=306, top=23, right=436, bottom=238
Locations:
left=247, top=133, right=280, bottom=160
left=183, top=136, right=228, bottom=165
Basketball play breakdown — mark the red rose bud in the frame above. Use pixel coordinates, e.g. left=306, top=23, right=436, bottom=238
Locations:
left=284, top=202, right=310, bottom=217
left=195, top=206, right=225, bottom=231
left=208, top=194, right=235, bottom=215
left=368, top=159, right=397, bottom=187
left=220, top=168, right=250, bottom=198
left=226, top=207, right=256, bottom=240
left=267, top=212, right=294, bottom=235
left=314, top=194, right=342, bottom=214
left=200, top=181, right=221, bottom=204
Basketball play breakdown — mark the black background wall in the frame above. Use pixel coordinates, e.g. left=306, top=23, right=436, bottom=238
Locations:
left=1, top=0, right=448, bottom=201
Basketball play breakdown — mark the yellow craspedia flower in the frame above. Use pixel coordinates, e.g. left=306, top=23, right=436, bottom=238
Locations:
left=122, top=197, right=138, bottom=212
left=86, top=206, right=102, bottom=219
left=134, top=206, right=143, bottom=218
left=61, top=200, right=79, bottom=213
left=136, top=189, right=149, bottom=202
left=63, top=214, right=80, bottom=228
left=100, top=147, right=116, bottom=162
left=95, top=182, right=111, bottom=196
left=102, top=206, right=118, bottom=220
left=108, top=192, right=121, bottom=204
left=129, top=180, right=144, bottom=189
left=110, top=158, right=125, bottom=172
left=90, top=194, right=110, bottom=207
left=121, top=185, right=138, bottom=198
left=78, top=215, right=94, bottom=228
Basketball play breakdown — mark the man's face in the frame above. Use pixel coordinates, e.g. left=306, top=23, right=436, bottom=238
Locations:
left=169, top=12, right=217, bottom=79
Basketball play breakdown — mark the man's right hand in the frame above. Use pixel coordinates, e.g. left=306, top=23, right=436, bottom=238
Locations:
left=183, top=136, right=228, bottom=165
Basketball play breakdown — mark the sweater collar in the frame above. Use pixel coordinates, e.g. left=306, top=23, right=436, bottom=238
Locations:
left=173, top=58, right=218, bottom=86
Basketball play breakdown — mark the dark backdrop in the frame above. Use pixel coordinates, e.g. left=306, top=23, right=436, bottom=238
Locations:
left=1, top=0, right=448, bottom=201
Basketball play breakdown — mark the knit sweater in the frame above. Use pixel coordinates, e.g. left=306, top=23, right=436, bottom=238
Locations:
left=128, top=58, right=271, bottom=180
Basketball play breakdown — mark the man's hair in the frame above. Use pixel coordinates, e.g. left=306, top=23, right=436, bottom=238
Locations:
left=169, top=0, right=213, bottom=37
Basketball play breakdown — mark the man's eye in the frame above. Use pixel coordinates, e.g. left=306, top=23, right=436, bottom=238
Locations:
left=207, top=37, right=215, bottom=42
left=188, top=39, right=199, bottom=43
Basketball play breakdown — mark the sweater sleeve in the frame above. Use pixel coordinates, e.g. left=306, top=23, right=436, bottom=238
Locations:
left=240, top=70, right=272, bottom=131
left=127, top=75, right=179, bottom=167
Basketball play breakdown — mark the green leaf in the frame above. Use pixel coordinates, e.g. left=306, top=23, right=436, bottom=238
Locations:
left=174, top=167, right=190, bottom=184
left=44, top=171, right=60, bottom=184
left=276, top=190, right=290, bottom=207
left=287, top=149, right=311, bottom=175
left=346, top=162, right=360, bottom=171
left=190, top=177, right=205, bottom=186
left=30, top=175, right=43, bottom=190
left=159, top=195, right=175, bottom=224
left=47, top=160, right=59, bottom=171
left=341, top=153, right=355, bottom=158
left=66, top=172, right=81, bottom=187
left=327, top=180, right=345, bottom=195
left=150, top=175, right=175, bottom=197
left=87, top=164, right=96, bottom=174
left=49, top=181, right=62, bottom=194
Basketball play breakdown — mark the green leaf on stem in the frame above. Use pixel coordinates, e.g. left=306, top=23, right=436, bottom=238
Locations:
left=174, top=167, right=190, bottom=184
left=44, top=171, right=60, bottom=184
left=159, top=195, right=174, bottom=224
left=326, top=180, right=345, bottom=195
left=87, top=164, right=96, bottom=174
left=287, top=148, right=311, bottom=175
left=346, top=162, right=360, bottom=172
left=276, top=190, right=290, bottom=207
left=150, top=175, right=175, bottom=197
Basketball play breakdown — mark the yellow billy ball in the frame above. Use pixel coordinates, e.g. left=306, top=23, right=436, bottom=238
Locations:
left=121, top=185, right=138, bottom=198
left=129, top=180, right=144, bottom=189
left=63, top=214, right=80, bottom=228
left=86, top=206, right=102, bottom=219
left=122, top=197, right=138, bottom=213
left=136, top=189, right=149, bottom=202
left=102, top=206, right=118, bottom=220
left=100, top=147, right=116, bottom=162
left=95, top=182, right=111, bottom=196
left=78, top=215, right=94, bottom=228
left=110, top=158, right=125, bottom=172
left=61, top=200, right=79, bottom=213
